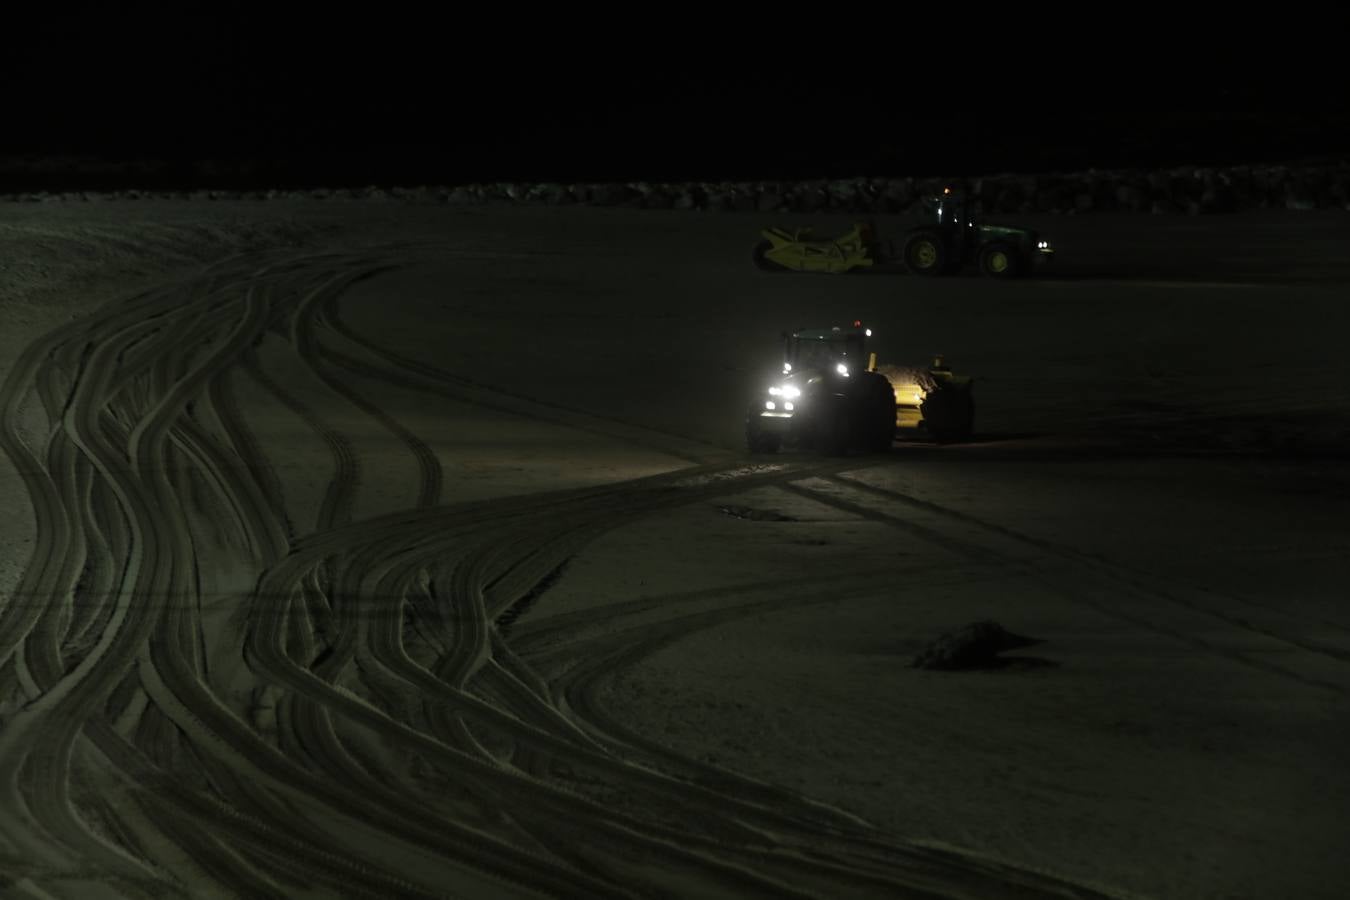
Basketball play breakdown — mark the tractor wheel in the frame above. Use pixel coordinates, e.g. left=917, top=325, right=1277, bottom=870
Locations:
left=858, top=374, right=896, bottom=452
left=747, top=430, right=782, bottom=454
left=903, top=232, right=947, bottom=276
left=752, top=240, right=786, bottom=272
left=817, top=400, right=852, bottom=456
left=978, top=242, right=1020, bottom=278
left=922, top=390, right=975, bottom=443
left=746, top=411, right=782, bottom=454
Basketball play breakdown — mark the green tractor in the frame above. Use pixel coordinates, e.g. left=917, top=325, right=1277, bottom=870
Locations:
left=745, top=322, right=897, bottom=456
left=897, top=187, right=1054, bottom=278
left=746, top=322, right=976, bottom=454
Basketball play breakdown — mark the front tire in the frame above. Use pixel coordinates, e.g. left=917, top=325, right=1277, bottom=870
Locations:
left=746, top=411, right=782, bottom=453
left=817, top=399, right=851, bottom=456
left=978, top=242, right=1020, bottom=278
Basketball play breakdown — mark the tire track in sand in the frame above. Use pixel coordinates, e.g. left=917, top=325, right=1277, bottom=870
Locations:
left=0, top=245, right=1120, bottom=899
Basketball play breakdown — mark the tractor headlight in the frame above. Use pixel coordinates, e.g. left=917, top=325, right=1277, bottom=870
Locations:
left=765, top=401, right=776, bottom=410
left=835, top=363, right=850, bottom=377
left=769, top=385, right=800, bottom=399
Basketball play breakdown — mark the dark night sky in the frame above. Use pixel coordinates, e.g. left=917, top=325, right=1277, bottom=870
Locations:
left=3, top=13, right=1347, bottom=186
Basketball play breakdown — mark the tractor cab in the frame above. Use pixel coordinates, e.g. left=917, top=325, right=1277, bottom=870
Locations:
left=927, top=187, right=976, bottom=230
left=782, top=321, right=872, bottom=377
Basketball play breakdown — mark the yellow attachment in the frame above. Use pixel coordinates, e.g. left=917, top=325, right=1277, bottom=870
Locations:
left=889, top=380, right=927, bottom=428
left=760, top=222, right=876, bottom=274
left=874, top=359, right=974, bottom=434
left=896, top=405, right=924, bottom=429
left=874, top=363, right=937, bottom=430
left=867, top=351, right=877, bottom=372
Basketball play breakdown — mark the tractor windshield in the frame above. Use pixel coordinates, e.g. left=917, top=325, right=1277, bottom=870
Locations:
left=934, top=196, right=968, bottom=226
left=788, top=333, right=865, bottom=371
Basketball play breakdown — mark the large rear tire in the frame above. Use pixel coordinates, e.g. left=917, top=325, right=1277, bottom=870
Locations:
left=862, top=375, right=896, bottom=452
left=903, top=231, right=948, bottom=276
left=922, top=390, right=974, bottom=443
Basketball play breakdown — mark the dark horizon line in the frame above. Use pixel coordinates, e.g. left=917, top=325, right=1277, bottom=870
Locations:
left=6, top=104, right=1350, bottom=191
left=3, top=149, right=1348, bottom=195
